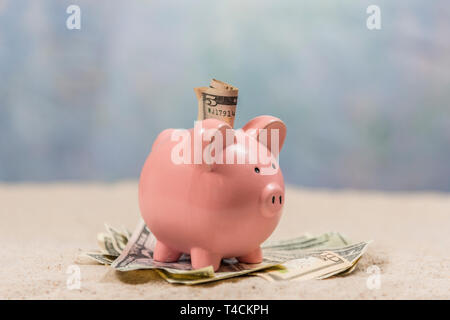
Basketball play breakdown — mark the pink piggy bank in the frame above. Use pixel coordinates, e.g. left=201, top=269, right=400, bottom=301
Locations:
left=138, top=116, right=287, bottom=271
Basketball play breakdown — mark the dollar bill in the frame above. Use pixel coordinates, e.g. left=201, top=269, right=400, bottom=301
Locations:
left=254, top=241, right=371, bottom=281
left=194, top=79, right=238, bottom=127
left=111, top=220, right=216, bottom=278
left=104, top=223, right=128, bottom=252
left=122, top=226, right=133, bottom=239
left=109, top=220, right=280, bottom=284
left=83, top=252, right=117, bottom=265
left=111, top=220, right=369, bottom=284
left=97, top=233, right=121, bottom=256
left=155, top=261, right=279, bottom=285
left=253, top=251, right=352, bottom=282
left=261, top=240, right=371, bottom=264
left=80, top=221, right=371, bottom=284
left=262, top=231, right=350, bottom=251
left=321, top=256, right=361, bottom=279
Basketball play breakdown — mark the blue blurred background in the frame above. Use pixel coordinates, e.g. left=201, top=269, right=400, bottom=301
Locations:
left=1, top=0, right=449, bottom=190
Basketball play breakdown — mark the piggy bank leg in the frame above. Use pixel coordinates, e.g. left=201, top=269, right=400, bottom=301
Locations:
left=190, top=248, right=222, bottom=271
left=237, top=247, right=263, bottom=264
left=153, top=241, right=182, bottom=262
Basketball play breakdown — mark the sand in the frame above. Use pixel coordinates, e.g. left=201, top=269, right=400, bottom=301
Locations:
left=0, top=182, right=449, bottom=299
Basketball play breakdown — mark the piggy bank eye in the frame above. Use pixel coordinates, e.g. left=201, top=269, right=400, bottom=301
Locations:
left=254, top=167, right=260, bottom=174
left=272, top=163, right=276, bottom=169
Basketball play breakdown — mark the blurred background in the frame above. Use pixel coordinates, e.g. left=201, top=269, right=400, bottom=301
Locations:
left=0, top=0, right=449, bottom=191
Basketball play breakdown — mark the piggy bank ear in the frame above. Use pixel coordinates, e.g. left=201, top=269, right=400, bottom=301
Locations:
left=243, top=115, right=286, bottom=154
left=194, top=119, right=234, bottom=170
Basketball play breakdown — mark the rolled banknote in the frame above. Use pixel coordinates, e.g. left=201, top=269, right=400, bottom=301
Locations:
left=194, top=79, right=238, bottom=127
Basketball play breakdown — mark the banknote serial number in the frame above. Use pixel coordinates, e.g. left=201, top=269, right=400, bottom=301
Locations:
left=179, top=304, right=269, bottom=317
left=207, top=107, right=236, bottom=118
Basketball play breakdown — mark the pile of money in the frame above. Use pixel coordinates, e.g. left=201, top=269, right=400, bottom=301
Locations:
left=79, top=220, right=371, bottom=285
left=194, top=79, right=239, bottom=127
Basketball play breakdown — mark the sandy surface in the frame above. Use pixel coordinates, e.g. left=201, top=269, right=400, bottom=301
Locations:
left=0, top=182, right=449, bottom=300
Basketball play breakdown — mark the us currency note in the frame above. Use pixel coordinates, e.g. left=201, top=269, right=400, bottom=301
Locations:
left=83, top=252, right=117, bottom=265
left=321, top=256, right=361, bottom=279
left=109, top=220, right=279, bottom=283
left=111, top=220, right=368, bottom=284
left=261, top=241, right=371, bottom=264
left=110, top=220, right=279, bottom=284
left=155, top=260, right=279, bottom=285
left=110, top=220, right=216, bottom=278
left=97, top=233, right=121, bottom=256
left=80, top=221, right=370, bottom=284
left=194, top=79, right=238, bottom=128
left=262, top=231, right=350, bottom=251
left=339, top=257, right=361, bottom=275
left=253, top=251, right=351, bottom=281
left=104, top=223, right=128, bottom=252
left=254, top=241, right=371, bottom=281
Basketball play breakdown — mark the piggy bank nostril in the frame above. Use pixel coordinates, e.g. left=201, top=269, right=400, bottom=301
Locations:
left=262, top=184, right=284, bottom=216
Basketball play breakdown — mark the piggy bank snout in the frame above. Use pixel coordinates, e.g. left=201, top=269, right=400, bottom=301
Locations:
left=261, top=183, right=284, bottom=218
